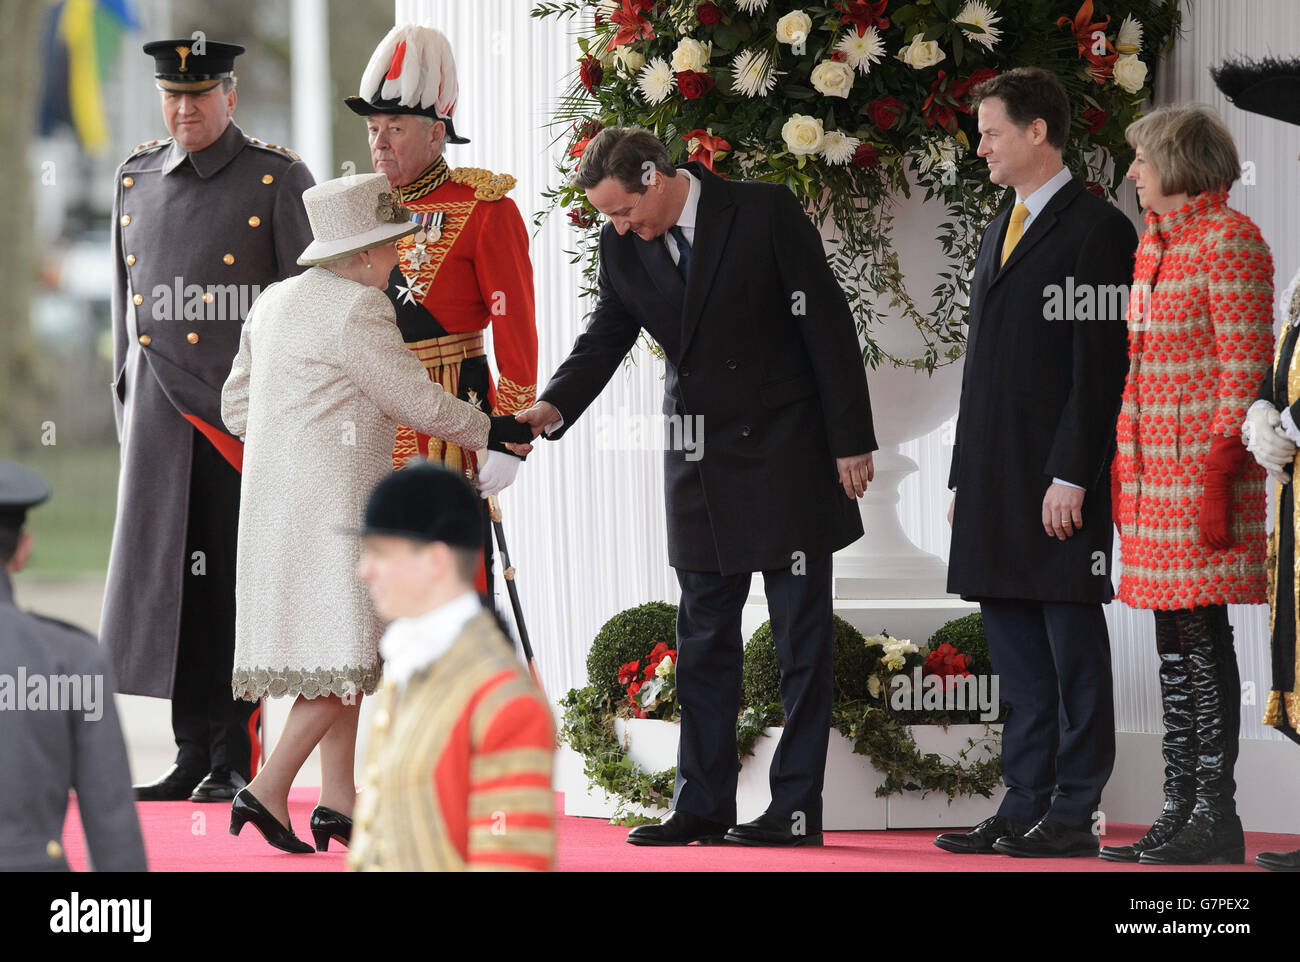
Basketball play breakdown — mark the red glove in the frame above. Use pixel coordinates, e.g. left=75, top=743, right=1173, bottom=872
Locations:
left=1110, top=457, right=1122, bottom=525
left=1199, top=434, right=1249, bottom=550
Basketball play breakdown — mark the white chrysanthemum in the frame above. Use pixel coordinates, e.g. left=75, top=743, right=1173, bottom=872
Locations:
left=1116, top=14, right=1143, bottom=55
left=731, top=48, right=777, bottom=97
left=835, top=26, right=886, bottom=73
left=636, top=57, right=676, bottom=104
left=736, top=0, right=769, bottom=13
left=820, top=130, right=861, bottom=165
left=954, top=0, right=1002, bottom=51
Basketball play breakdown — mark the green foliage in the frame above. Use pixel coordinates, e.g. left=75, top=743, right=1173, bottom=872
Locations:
left=585, top=601, right=678, bottom=702
left=742, top=614, right=875, bottom=713
left=927, top=611, right=992, bottom=678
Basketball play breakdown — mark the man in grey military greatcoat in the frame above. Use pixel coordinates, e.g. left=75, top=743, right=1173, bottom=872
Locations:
left=0, top=462, right=146, bottom=871
left=102, top=38, right=314, bottom=802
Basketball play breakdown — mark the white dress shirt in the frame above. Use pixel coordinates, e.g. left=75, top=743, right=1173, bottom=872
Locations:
left=377, top=589, right=484, bottom=689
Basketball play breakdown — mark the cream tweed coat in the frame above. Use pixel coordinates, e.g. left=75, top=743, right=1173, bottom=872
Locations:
left=221, top=267, right=490, bottom=701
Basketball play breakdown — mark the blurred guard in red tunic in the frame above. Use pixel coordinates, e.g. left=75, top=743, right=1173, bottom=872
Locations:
left=346, top=24, right=537, bottom=600
left=349, top=465, right=554, bottom=872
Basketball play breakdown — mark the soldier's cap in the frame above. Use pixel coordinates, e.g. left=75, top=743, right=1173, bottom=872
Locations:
left=344, top=24, right=469, bottom=144
left=0, top=461, right=51, bottom=531
left=144, top=39, right=245, bottom=93
left=339, top=463, right=483, bottom=549
left=1211, top=56, right=1300, bottom=127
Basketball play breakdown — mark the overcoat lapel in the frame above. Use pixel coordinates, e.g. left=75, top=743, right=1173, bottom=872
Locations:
left=680, top=164, right=735, bottom=358
left=990, top=177, right=1085, bottom=286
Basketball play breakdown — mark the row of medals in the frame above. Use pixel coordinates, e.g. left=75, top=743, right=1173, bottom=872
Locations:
left=406, top=211, right=446, bottom=271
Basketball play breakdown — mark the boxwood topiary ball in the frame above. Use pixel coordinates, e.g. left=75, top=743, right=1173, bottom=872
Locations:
left=742, top=615, right=873, bottom=713
left=926, top=612, right=992, bottom=678
left=586, top=600, right=679, bottom=701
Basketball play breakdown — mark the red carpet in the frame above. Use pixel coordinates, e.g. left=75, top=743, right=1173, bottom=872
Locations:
left=62, top=791, right=1298, bottom=871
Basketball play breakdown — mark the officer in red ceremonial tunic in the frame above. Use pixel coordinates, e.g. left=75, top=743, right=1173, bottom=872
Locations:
left=346, top=24, right=537, bottom=601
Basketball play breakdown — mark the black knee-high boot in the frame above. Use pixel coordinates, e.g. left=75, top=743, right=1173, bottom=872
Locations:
left=1100, top=610, right=1196, bottom=861
left=1141, top=606, right=1245, bottom=865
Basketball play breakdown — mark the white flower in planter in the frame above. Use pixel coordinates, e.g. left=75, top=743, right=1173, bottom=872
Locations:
left=1113, top=54, right=1148, bottom=93
left=776, top=10, right=813, bottom=46
left=897, top=34, right=946, bottom=70
left=637, top=57, right=677, bottom=104
left=781, top=113, right=825, bottom=155
left=671, top=37, right=712, bottom=73
left=811, top=60, right=855, bottom=98
left=654, top=655, right=674, bottom=678
left=867, top=674, right=883, bottom=698
left=731, top=48, right=778, bottom=97
left=821, top=130, right=861, bottom=165
left=954, top=0, right=1002, bottom=52
left=835, top=26, right=886, bottom=74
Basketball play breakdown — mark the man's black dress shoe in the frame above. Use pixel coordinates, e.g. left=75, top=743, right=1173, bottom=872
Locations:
left=992, top=817, right=1100, bottom=858
left=310, top=805, right=353, bottom=851
left=190, top=768, right=248, bottom=803
left=626, top=810, right=730, bottom=846
left=933, top=814, right=1031, bottom=854
left=133, top=763, right=204, bottom=802
left=724, top=811, right=823, bottom=847
left=229, top=788, right=314, bottom=854
left=1256, top=848, right=1300, bottom=872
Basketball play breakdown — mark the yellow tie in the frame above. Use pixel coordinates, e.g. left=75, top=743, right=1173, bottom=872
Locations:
left=1001, top=203, right=1030, bottom=266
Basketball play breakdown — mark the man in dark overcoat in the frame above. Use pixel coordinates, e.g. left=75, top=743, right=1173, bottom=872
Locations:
left=935, top=68, right=1137, bottom=858
left=102, top=39, right=314, bottom=802
left=516, top=126, right=877, bottom=847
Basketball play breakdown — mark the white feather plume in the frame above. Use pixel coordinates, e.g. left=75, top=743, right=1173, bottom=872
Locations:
left=357, top=23, right=458, bottom=117
left=359, top=24, right=403, bottom=101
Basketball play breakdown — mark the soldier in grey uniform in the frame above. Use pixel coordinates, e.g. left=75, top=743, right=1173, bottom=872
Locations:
left=0, top=462, right=146, bottom=871
left=103, top=39, right=315, bottom=803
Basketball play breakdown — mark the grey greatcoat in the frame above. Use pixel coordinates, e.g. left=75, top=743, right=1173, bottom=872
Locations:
left=0, top=570, right=146, bottom=871
left=101, top=120, right=314, bottom=697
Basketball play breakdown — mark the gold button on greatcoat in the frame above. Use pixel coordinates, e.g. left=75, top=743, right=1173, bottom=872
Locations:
left=202, top=292, right=214, bottom=304
left=126, top=254, right=136, bottom=266
left=187, top=332, right=199, bottom=344
left=223, top=253, right=235, bottom=265
left=46, top=840, right=63, bottom=859
left=132, top=294, right=143, bottom=305
left=248, top=216, right=261, bottom=227
left=262, top=174, right=274, bottom=184
left=120, top=214, right=131, bottom=226
left=122, top=176, right=134, bottom=187
left=138, top=334, right=151, bottom=346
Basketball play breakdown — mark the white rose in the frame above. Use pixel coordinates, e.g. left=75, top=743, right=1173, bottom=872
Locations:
left=1113, top=54, right=1148, bottom=93
left=614, top=46, right=645, bottom=73
left=671, top=37, right=712, bottom=74
left=897, top=34, right=946, bottom=70
left=810, top=60, right=855, bottom=98
left=781, top=113, right=825, bottom=155
left=775, top=10, right=813, bottom=46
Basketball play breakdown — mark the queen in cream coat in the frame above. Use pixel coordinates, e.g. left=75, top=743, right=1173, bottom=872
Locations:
left=222, top=266, right=489, bottom=702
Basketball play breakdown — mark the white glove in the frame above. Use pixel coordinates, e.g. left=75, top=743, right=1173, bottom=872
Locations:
left=475, top=449, right=521, bottom=498
left=1245, top=401, right=1297, bottom=467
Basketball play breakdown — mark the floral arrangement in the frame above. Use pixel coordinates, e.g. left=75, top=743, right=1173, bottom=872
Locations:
left=617, top=641, right=679, bottom=718
left=925, top=641, right=972, bottom=689
left=533, top=0, right=1182, bottom=371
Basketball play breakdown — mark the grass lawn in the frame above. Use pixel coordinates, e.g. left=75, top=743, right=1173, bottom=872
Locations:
left=2, top=442, right=120, bottom=578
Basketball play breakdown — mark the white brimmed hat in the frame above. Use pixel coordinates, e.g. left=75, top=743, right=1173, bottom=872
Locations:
left=297, top=173, right=418, bottom=266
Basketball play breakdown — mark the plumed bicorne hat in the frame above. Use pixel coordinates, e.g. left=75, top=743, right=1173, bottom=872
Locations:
left=344, top=24, right=469, bottom=144
left=1211, top=55, right=1300, bottom=127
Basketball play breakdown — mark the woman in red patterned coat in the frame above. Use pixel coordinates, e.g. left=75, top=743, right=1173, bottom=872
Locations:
left=1102, top=105, right=1274, bottom=866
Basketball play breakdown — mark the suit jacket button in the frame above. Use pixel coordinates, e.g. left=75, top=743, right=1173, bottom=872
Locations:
left=741, top=425, right=751, bottom=437
left=726, top=359, right=737, bottom=369
left=187, top=332, right=199, bottom=344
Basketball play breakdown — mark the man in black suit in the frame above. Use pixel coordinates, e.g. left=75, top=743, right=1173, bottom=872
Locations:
left=516, top=127, right=876, bottom=846
left=934, top=68, right=1137, bottom=858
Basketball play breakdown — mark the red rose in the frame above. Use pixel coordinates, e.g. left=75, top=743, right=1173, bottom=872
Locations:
left=866, top=96, right=904, bottom=130
left=580, top=54, right=603, bottom=94
left=675, top=70, right=715, bottom=99
left=966, top=68, right=999, bottom=92
left=831, top=50, right=847, bottom=62
left=1086, top=180, right=1105, bottom=196
left=851, top=142, right=880, bottom=167
left=697, top=1, right=722, bottom=24
left=1082, top=107, right=1107, bottom=133
left=568, top=206, right=597, bottom=229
